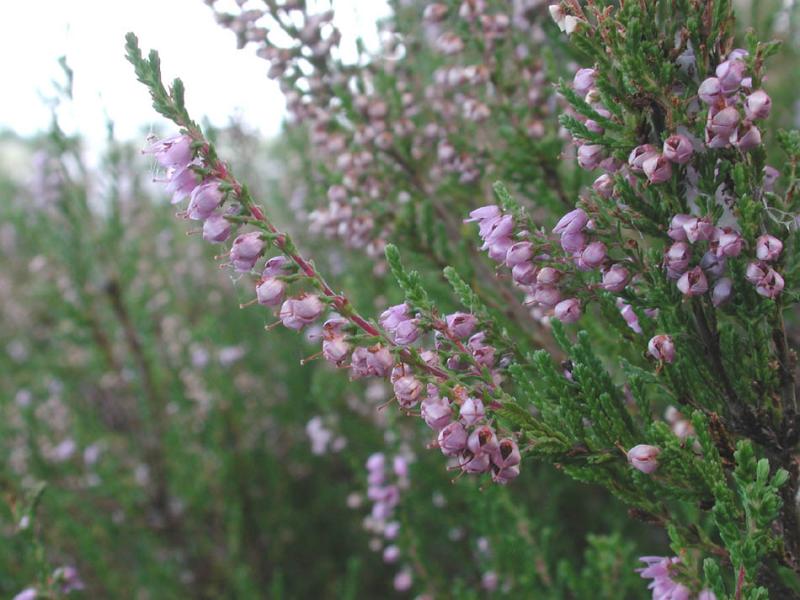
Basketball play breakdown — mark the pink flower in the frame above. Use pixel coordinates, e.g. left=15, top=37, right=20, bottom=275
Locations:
left=459, top=396, right=485, bottom=426
left=592, top=173, right=615, bottom=198
left=438, top=422, right=468, bottom=456
left=642, top=154, right=672, bottom=184
left=573, top=68, right=597, bottom=96
left=144, top=134, right=193, bottom=168
left=202, top=213, right=231, bottom=243
left=393, top=375, right=423, bottom=409
left=744, top=90, right=772, bottom=120
left=256, top=277, right=286, bottom=306
left=467, top=425, right=499, bottom=456
left=560, top=230, right=586, bottom=254
left=665, top=242, right=691, bottom=279
left=493, top=438, right=521, bottom=469
left=714, top=229, right=743, bottom=258
left=712, top=277, right=733, bottom=307
left=755, top=268, right=784, bottom=299
left=553, top=208, right=589, bottom=234
left=579, top=241, right=607, bottom=269
left=554, top=298, right=582, bottom=323
left=662, top=134, right=693, bottom=164
left=682, top=217, right=714, bottom=243
left=505, top=241, right=534, bottom=267
left=279, top=294, right=324, bottom=330
left=698, top=77, right=722, bottom=105
left=716, top=59, right=746, bottom=95
left=677, top=266, right=708, bottom=296
left=732, top=123, right=762, bottom=151
left=393, top=568, right=413, bottom=592
left=628, top=144, right=658, bottom=172
left=577, top=144, right=605, bottom=170
left=648, top=335, right=675, bottom=363
left=667, top=214, right=692, bottom=241
left=755, top=234, right=783, bottom=262
left=187, top=179, right=224, bottom=220
left=637, top=556, right=692, bottom=599
left=445, top=312, right=478, bottom=338
left=230, top=231, right=265, bottom=272
left=601, top=264, right=629, bottom=292
left=627, top=444, right=660, bottom=474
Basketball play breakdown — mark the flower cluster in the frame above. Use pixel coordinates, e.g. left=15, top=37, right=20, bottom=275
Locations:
left=362, top=452, right=414, bottom=591
left=637, top=556, right=715, bottom=600
left=698, top=50, right=770, bottom=151
left=666, top=213, right=784, bottom=301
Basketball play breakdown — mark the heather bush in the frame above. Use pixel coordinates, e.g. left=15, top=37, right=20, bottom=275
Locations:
left=3, top=0, right=800, bottom=598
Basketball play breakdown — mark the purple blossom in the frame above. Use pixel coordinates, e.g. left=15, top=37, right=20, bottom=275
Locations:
left=677, top=266, right=709, bottom=296
left=230, top=231, right=265, bottom=272
left=755, top=234, right=783, bottom=262
left=553, top=208, right=589, bottom=234
left=662, top=134, right=693, bottom=164
left=438, top=421, right=468, bottom=456
left=627, top=444, right=661, bottom=474
left=187, top=179, right=224, bottom=220
left=279, top=294, right=324, bottom=330
left=744, top=90, right=772, bottom=120
left=601, top=264, right=629, bottom=292
left=445, top=312, right=478, bottom=338
left=554, top=298, right=582, bottom=323
left=202, top=213, right=232, bottom=243
left=648, top=335, right=675, bottom=363
left=256, top=277, right=286, bottom=306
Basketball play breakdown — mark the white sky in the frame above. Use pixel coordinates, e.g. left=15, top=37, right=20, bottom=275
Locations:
left=1, top=0, right=389, bottom=146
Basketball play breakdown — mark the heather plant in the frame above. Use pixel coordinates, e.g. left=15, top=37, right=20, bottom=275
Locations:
left=120, top=0, right=800, bottom=597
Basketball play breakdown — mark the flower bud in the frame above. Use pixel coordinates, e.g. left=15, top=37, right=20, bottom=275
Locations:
left=383, top=545, right=400, bottom=564
left=668, top=214, right=692, bottom=241
left=755, top=268, right=784, bottom=299
left=662, top=134, right=693, bottom=164
left=445, top=312, right=478, bottom=339
left=677, top=266, right=708, bottom=296
left=744, top=90, right=771, bottom=120
left=531, top=285, right=561, bottom=307
left=560, top=231, right=586, bottom=254
left=708, top=107, right=739, bottom=139
left=505, top=242, right=534, bottom=267
left=712, top=277, right=732, bottom=307
left=573, top=68, right=597, bottom=96
left=619, top=302, right=642, bottom=333
left=715, top=59, right=746, bottom=95
left=579, top=241, right=607, bottom=269
left=460, top=396, right=485, bottom=426
left=554, top=298, right=582, bottom=323
left=467, top=425, right=499, bottom=457
left=465, top=205, right=501, bottom=224
left=628, top=144, right=658, bottom=172
left=491, top=465, right=520, bottom=484
left=230, top=232, right=265, bottom=272
left=279, top=294, right=324, bottom=330
left=700, top=251, right=726, bottom=280
left=665, top=242, right=691, bottom=279
left=322, top=336, right=350, bottom=365
left=682, top=217, right=714, bottom=243
left=601, top=263, right=629, bottom=292
left=732, top=123, right=762, bottom=151
left=421, top=397, right=453, bottom=431
left=536, top=267, right=562, bottom=286
left=627, top=444, right=661, bottom=474
left=592, top=173, right=614, bottom=198
left=460, top=451, right=491, bottom=473
left=394, top=375, right=423, bottom=408
left=715, top=229, right=743, bottom=258
left=548, top=5, right=566, bottom=31
left=393, top=569, right=413, bottom=592
left=202, top=212, right=231, bottom=243
left=187, top=179, right=224, bottom=220
left=493, top=438, right=521, bottom=469
left=553, top=208, right=588, bottom=234
left=577, top=144, right=605, bottom=171
left=256, top=277, right=286, bottom=306
left=379, top=303, right=410, bottom=332
left=745, top=261, right=767, bottom=284
left=648, top=335, right=675, bottom=363
left=756, top=234, right=782, bottom=262
left=512, top=262, right=537, bottom=286
left=642, top=154, right=672, bottom=184
left=438, top=422, right=468, bottom=456
left=145, top=134, right=193, bottom=168
left=698, top=77, right=722, bottom=105
left=393, top=319, right=420, bottom=346
left=763, top=166, right=779, bottom=192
